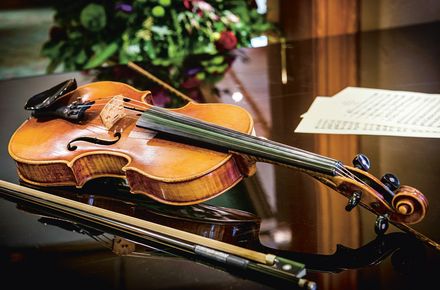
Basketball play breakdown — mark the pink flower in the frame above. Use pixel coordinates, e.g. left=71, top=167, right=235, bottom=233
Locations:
left=183, top=0, right=213, bottom=16
left=183, top=0, right=199, bottom=10
left=197, top=1, right=213, bottom=12
left=226, top=13, right=240, bottom=23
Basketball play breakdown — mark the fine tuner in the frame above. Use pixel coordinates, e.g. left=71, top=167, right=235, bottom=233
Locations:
left=8, top=79, right=429, bottom=237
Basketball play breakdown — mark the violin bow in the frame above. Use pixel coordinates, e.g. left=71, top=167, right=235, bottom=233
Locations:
left=0, top=180, right=316, bottom=289
left=127, top=61, right=194, bottom=103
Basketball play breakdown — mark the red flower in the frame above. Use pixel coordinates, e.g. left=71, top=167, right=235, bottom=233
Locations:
left=151, top=88, right=171, bottom=107
left=183, top=0, right=200, bottom=10
left=215, top=31, right=238, bottom=51
left=181, top=76, right=201, bottom=89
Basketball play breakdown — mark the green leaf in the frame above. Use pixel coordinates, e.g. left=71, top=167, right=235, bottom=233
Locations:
left=152, top=58, right=171, bottom=66
left=211, top=55, right=224, bottom=65
left=213, top=22, right=225, bottom=32
left=193, top=42, right=217, bottom=55
left=67, top=30, right=82, bottom=40
left=196, top=72, right=205, bottom=80
left=46, top=59, right=61, bottom=73
left=41, top=41, right=64, bottom=58
left=152, top=5, right=165, bottom=17
left=75, top=50, right=87, bottom=64
left=143, top=41, right=156, bottom=59
left=205, top=63, right=229, bottom=74
left=167, top=36, right=177, bottom=58
left=159, top=0, right=171, bottom=7
left=84, top=42, right=118, bottom=69
left=80, top=3, right=107, bottom=32
left=151, top=25, right=171, bottom=37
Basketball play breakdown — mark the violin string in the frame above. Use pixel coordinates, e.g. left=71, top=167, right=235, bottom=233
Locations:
left=89, top=234, right=113, bottom=249
left=332, top=163, right=359, bottom=182
left=83, top=98, right=358, bottom=180
left=333, top=165, right=379, bottom=201
left=78, top=98, right=366, bottom=175
left=76, top=98, right=151, bottom=113
left=76, top=99, right=149, bottom=111
left=143, top=106, right=339, bottom=172
left=72, top=93, right=151, bottom=108
left=75, top=98, right=349, bottom=179
left=99, top=100, right=340, bottom=174
left=74, top=96, right=384, bottom=202
left=71, top=99, right=154, bottom=140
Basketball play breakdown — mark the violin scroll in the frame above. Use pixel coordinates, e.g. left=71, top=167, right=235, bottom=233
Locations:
left=320, top=154, right=429, bottom=235
left=392, top=186, right=428, bottom=222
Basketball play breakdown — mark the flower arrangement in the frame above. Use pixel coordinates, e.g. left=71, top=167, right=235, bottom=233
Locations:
left=42, top=0, right=274, bottom=93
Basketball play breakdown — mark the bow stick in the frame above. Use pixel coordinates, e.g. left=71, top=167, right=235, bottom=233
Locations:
left=0, top=180, right=316, bottom=290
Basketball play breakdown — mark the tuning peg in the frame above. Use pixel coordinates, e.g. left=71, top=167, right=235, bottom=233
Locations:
left=345, top=191, right=362, bottom=211
left=381, top=173, right=400, bottom=192
left=352, top=154, right=370, bottom=171
left=375, top=215, right=389, bottom=235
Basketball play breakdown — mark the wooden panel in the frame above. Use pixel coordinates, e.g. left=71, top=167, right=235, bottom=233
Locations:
left=278, top=0, right=359, bottom=40
left=276, top=1, right=360, bottom=289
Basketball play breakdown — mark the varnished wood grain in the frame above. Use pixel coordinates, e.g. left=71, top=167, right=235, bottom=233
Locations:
left=9, top=81, right=255, bottom=205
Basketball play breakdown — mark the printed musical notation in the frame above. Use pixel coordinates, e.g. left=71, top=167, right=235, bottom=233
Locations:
left=295, top=87, right=440, bottom=138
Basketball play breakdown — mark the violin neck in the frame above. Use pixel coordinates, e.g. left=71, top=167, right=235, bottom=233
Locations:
left=136, top=107, right=341, bottom=176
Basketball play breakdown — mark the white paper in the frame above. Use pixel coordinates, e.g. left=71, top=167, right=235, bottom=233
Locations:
left=295, top=88, right=440, bottom=138
left=333, top=87, right=440, bottom=129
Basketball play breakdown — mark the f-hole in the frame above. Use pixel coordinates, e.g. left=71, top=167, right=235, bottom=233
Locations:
left=67, top=132, right=122, bottom=151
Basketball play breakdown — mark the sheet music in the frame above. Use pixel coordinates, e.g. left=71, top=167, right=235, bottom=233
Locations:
left=333, top=87, right=440, bottom=129
left=295, top=87, right=440, bottom=138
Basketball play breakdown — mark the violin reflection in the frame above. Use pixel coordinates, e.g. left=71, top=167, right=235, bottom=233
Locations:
left=16, top=178, right=427, bottom=275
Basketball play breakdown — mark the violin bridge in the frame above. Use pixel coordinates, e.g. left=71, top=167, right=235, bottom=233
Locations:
left=100, top=95, right=127, bottom=130
left=112, top=236, right=136, bottom=256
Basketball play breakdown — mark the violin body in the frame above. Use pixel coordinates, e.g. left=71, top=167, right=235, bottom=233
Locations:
left=9, top=81, right=256, bottom=205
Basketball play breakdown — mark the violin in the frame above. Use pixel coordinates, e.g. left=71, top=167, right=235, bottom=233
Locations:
left=8, top=79, right=428, bottom=234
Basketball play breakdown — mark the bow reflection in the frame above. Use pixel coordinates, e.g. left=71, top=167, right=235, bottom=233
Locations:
left=16, top=178, right=427, bottom=275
